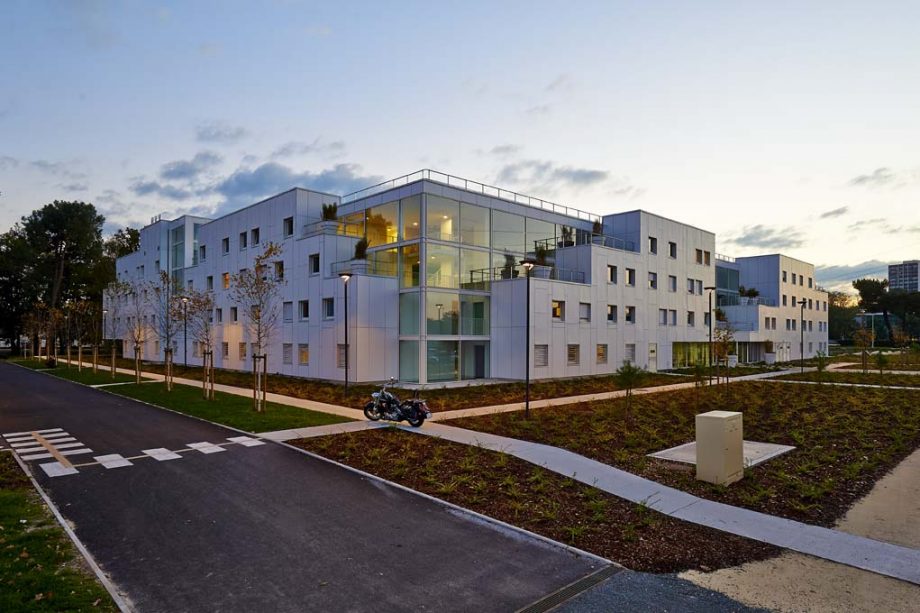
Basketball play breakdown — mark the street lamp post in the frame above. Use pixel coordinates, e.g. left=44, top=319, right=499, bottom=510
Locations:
left=799, top=298, right=806, bottom=373
left=521, top=258, right=536, bottom=419
left=339, top=273, right=351, bottom=395
left=704, top=286, right=716, bottom=385
left=182, top=297, right=189, bottom=367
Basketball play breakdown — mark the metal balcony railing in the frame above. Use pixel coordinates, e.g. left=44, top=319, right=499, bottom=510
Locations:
left=341, top=169, right=602, bottom=223
left=532, top=231, right=638, bottom=254
left=715, top=253, right=736, bottom=263
left=718, top=295, right=777, bottom=307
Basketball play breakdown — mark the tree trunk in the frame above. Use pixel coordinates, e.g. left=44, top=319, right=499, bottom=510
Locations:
left=111, top=344, right=117, bottom=379
left=134, top=347, right=141, bottom=384
left=77, top=343, right=82, bottom=371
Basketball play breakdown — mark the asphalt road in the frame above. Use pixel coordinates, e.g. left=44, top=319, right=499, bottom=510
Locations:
left=0, top=363, right=603, bottom=612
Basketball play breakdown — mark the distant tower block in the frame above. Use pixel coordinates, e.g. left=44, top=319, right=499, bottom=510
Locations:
left=696, top=410, right=743, bottom=485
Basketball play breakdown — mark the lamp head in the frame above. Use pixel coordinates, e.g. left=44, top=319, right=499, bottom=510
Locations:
left=181, top=297, right=189, bottom=303
left=339, top=273, right=351, bottom=283
left=520, top=258, right=536, bottom=271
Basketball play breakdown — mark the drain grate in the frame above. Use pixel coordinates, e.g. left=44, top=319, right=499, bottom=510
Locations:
left=516, top=564, right=622, bottom=613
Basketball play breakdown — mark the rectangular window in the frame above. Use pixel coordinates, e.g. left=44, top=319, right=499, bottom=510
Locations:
left=299, top=300, right=309, bottom=320
left=772, top=317, right=777, bottom=329
left=221, top=342, right=229, bottom=358
left=704, top=312, right=711, bottom=327
left=337, top=344, right=347, bottom=368
left=567, top=344, right=580, bottom=366
left=552, top=300, right=565, bottom=320
left=783, top=270, right=787, bottom=282
left=283, top=301, right=293, bottom=322
left=222, top=273, right=230, bottom=289
left=298, top=344, right=309, bottom=365
left=323, top=297, right=334, bottom=319
left=648, top=272, right=658, bottom=289
left=786, top=318, right=791, bottom=330
left=687, top=278, right=694, bottom=294
left=309, top=254, right=320, bottom=275
left=695, top=249, right=703, bottom=264
left=659, top=308, right=668, bottom=325
left=238, top=342, right=247, bottom=359
left=596, top=344, right=608, bottom=365
left=607, top=265, right=617, bottom=284
left=579, top=302, right=591, bottom=322
left=625, top=306, right=636, bottom=323
left=239, top=231, right=247, bottom=250
left=231, top=307, right=238, bottom=322
left=669, top=309, right=677, bottom=326
left=534, top=344, right=549, bottom=367
left=282, top=344, right=292, bottom=365
left=792, top=295, right=797, bottom=307
left=704, top=251, right=711, bottom=266
left=626, top=268, right=636, bottom=286
left=199, top=245, right=206, bottom=262
left=668, top=241, right=677, bottom=258
left=216, top=308, right=223, bottom=323
left=799, top=276, right=804, bottom=286
left=809, top=320, right=813, bottom=332
left=222, top=237, right=229, bottom=254
left=625, top=343, right=636, bottom=364
left=648, top=236, right=657, bottom=254
left=792, top=319, right=797, bottom=331
left=206, top=275, right=213, bottom=290
left=792, top=272, right=797, bottom=284
left=251, top=228, right=260, bottom=245
left=274, top=261, right=284, bottom=280
left=283, top=216, right=294, bottom=237
left=668, top=275, right=677, bottom=292
left=808, top=298, right=813, bottom=310
left=782, top=294, right=787, bottom=306
left=808, top=277, right=813, bottom=288
left=607, top=304, right=617, bottom=323
left=688, top=311, right=695, bottom=327
left=696, top=280, right=703, bottom=295
left=187, top=279, right=193, bottom=291
left=764, top=316, right=770, bottom=330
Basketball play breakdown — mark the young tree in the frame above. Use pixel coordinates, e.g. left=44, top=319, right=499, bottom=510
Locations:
left=182, top=289, right=216, bottom=399
left=713, top=321, right=735, bottom=384
left=125, top=282, right=150, bottom=384
left=230, top=242, right=285, bottom=411
left=852, top=327, right=873, bottom=374
left=103, top=281, right=129, bottom=378
left=69, top=300, right=93, bottom=371
left=814, top=350, right=828, bottom=384
left=615, top=360, right=646, bottom=429
left=150, top=271, right=180, bottom=391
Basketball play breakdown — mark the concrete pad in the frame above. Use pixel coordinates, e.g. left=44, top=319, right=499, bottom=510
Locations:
left=187, top=441, right=225, bottom=454
left=143, top=447, right=182, bottom=461
left=649, top=440, right=795, bottom=467
left=40, top=461, right=79, bottom=477
left=94, top=453, right=133, bottom=469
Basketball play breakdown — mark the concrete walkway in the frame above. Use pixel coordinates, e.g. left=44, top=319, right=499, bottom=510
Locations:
left=766, top=379, right=920, bottom=391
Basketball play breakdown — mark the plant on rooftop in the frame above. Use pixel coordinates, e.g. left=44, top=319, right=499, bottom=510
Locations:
left=592, top=219, right=603, bottom=234
left=321, top=202, right=338, bottom=221
left=353, top=237, right=369, bottom=260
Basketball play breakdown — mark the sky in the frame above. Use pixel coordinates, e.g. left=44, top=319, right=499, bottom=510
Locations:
left=1, top=0, right=919, bottom=293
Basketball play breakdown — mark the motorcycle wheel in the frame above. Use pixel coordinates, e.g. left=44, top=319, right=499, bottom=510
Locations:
left=406, top=414, right=425, bottom=428
left=364, top=402, right=381, bottom=421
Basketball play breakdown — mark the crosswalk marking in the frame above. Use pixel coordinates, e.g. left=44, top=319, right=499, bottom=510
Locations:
left=187, top=441, right=226, bottom=454
left=93, top=454, right=133, bottom=469
left=227, top=436, right=266, bottom=447
left=39, top=462, right=79, bottom=477
left=142, top=448, right=183, bottom=461
left=19, top=448, right=94, bottom=461
left=3, top=428, right=63, bottom=437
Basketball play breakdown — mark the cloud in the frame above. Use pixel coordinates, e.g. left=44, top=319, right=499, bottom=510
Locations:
left=0, top=156, right=18, bottom=170
left=63, top=0, right=121, bottom=50
left=213, top=162, right=383, bottom=215
left=846, top=217, right=920, bottom=234
left=726, top=224, right=805, bottom=250
left=195, top=122, right=249, bottom=144
left=849, top=167, right=903, bottom=188
left=488, top=144, right=520, bottom=156
left=29, top=160, right=87, bottom=179
left=129, top=179, right=194, bottom=200
left=496, top=159, right=609, bottom=194
left=525, top=104, right=551, bottom=116
left=815, top=260, right=893, bottom=289
left=819, top=206, right=848, bottom=219
left=159, top=151, right=222, bottom=181
left=271, top=139, right=346, bottom=159
left=59, top=183, right=89, bottom=192
left=545, top=74, right=572, bottom=92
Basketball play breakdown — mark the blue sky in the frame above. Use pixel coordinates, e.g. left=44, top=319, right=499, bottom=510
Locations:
left=2, top=1, right=919, bottom=291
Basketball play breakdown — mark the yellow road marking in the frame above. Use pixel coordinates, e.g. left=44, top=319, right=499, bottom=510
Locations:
left=32, top=431, right=73, bottom=468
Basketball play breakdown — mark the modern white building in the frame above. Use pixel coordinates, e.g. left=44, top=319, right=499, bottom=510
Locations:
left=110, top=169, right=828, bottom=385
left=888, top=260, right=919, bottom=292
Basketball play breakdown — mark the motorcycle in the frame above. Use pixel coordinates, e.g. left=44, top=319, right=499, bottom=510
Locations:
left=364, top=377, right=431, bottom=427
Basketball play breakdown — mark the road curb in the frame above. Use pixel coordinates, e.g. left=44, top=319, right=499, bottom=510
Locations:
left=7, top=450, right=134, bottom=612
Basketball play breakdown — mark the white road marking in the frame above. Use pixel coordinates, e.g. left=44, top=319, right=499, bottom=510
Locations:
left=93, top=454, right=133, bottom=469
left=39, top=461, right=79, bottom=477
left=227, top=436, right=266, bottom=447
left=187, top=442, right=226, bottom=454
left=3, top=428, right=63, bottom=437
left=142, top=448, right=182, bottom=461
left=11, top=437, right=77, bottom=448
left=19, top=448, right=93, bottom=461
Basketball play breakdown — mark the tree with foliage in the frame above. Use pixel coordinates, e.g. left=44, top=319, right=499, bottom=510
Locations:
left=828, top=290, right=859, bottom=341
left=230, top=242, right=285, bottom=412
left=713, top=321, right=735, bottom=383
left=0, top=228, right=40, bottom=353
left=853, top=278, right=893, bottom=342
left=615, top=360, right=647, bottom=428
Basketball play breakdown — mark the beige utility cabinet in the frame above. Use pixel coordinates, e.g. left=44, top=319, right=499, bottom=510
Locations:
left=695, top=410, right=743, bottom=485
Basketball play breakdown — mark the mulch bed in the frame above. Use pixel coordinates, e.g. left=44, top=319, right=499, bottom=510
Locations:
left=452, top=381, right=920, bottom=527
left=778, top=371, right=920, bottom=387
left=291, top=429, right=779, bottom=574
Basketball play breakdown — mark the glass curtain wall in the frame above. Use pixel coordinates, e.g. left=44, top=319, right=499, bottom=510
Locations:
left=426, top=195, right=459, bottom=242
left=366, top=201, right=398, bottom=247
left=400, top=195, right=421, bottom=241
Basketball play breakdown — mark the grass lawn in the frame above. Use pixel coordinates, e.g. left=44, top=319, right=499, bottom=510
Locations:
left=292, top=429, right=778, bottom=573
left=9, top=358, right=53, bottom=370
left=778, top=371, right=920, bottom=387
left=0, top=453, right=116, bottom=611
left=452, top=381, right=920, bottom=527
left=107, top=382, right=350, bottom=433
left=103, top=356, right=680, bottom=411
left=11, top=358, right=142, bottom=385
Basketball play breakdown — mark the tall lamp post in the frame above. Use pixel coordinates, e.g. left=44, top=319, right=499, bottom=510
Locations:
left=339, top=273, right=351, bottom=395
left=521, top=258, right=536, bottom=419
left=799, top=298, right=805, bottom=373
left=181, top=297, right=189, bottom=367
left=704, top=286, right=716, bottom=385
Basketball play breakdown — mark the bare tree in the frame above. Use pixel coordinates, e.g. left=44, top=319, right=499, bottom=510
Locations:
left=182, top=288, right=216, bottom=399
left=713, top=321, right=735, bottom=384
left=125, top=281, right=150, bottom=384
left=103, top=281, right=129, bottom=378
left=150, top=271, right=180, bottom=390
left=230, top=242, right=284, bottom=412
left=69, top=300, right=93, bottom=371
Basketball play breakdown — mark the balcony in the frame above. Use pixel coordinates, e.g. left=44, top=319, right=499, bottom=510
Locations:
left=533, top=232, right=638, bottom=254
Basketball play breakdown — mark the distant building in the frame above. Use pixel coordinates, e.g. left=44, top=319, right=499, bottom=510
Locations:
left=888, top=260, right=919, bottom=292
